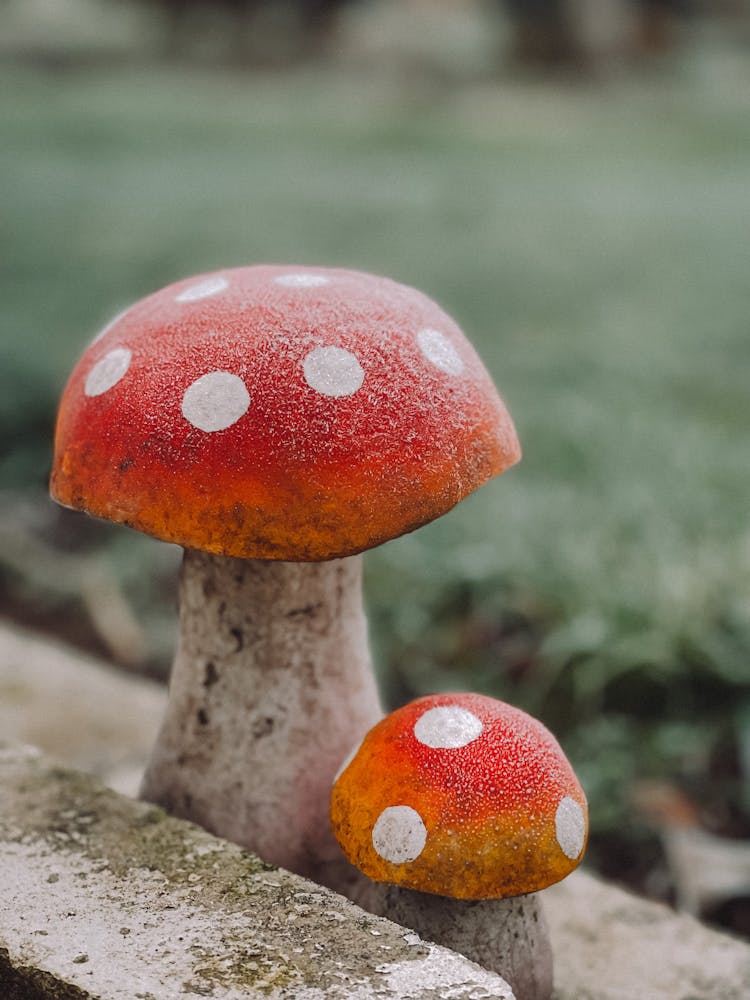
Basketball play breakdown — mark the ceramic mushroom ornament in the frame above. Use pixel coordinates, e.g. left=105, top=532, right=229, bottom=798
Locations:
left=330, top=693, right=588, bottom=1000
left=50, top=265, right=520, bottom=889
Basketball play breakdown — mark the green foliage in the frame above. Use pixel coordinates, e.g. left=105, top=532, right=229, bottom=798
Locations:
left=2, top=52, right=750, bottom=854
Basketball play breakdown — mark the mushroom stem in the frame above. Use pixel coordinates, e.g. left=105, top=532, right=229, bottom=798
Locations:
left=353, top=882, right=553, bottom=1000
left=140, top=548, right=382, bottom=890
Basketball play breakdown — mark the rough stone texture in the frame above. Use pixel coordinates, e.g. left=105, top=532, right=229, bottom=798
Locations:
left=3, top=622, right=750, bottom=998
left=355, top=883, right=552, bottom=1000
left=545, top=870, right=750, bottom=1000
left=0, top=621, right=165, bottom=796
left=140, top=551, right=382, bottom=891
left=0, top=743, right=514, bottom=1000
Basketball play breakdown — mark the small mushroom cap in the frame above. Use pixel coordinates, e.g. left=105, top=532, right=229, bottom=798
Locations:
left=50, top=266, right=520, bottom=561
left=330, top=693, right=588, bottom=900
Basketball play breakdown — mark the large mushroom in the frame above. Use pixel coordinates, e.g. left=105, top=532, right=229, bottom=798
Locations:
left=330, top=692, right=588, bottom=1000
left=50, top=265, right=520, bottom=889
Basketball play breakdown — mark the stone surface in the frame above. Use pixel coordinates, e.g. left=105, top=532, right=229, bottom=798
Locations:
left=545, top=870, right=750, bottom=1000
left=356, top=884, right=552, bottom=1000
left=0, top=743, right=514, bottom=1000
left=140, top=552, right=382, bottom=890
left=3, top=622, right=750, bottom=998
left=0, top=621, right=165, bottom=796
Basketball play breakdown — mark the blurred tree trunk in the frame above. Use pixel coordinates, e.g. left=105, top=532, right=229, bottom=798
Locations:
left=631, top=0, right=686, bottom=56
left=159, top=0, right=189, bottom=58
left=298, top=0, right=348, bottom=53
left=501, top=0, right=587, bottom=69
left=499, top=0, right=696, bottom=70
left=150, top=0, right=349, bottom=63
left=156, top=0, right=262, bottom=60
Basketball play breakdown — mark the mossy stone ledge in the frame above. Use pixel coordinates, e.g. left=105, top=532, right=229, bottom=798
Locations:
left=0, top=743, right=514, bottom=1000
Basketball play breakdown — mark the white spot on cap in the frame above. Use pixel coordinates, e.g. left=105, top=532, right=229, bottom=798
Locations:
left=372, top=806, right=427, bottom=864
left=555, top=796, right=586, bottom=859
left=85, top=348, right=132, bottom=397
left=182, top=371, right=250, bottom=432
left=413, top=705, right=483, bottom=750
left=417, top=328, right=464, bottom=376
left=303, top=346, right=364, bottom=398
left=274, top=273, right=329, bottom=288
left=175, top=275, right=229, bottom=302
left=333, top=739, right=363, bottom=784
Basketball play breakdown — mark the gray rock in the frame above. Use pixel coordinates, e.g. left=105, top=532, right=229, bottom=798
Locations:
left=2, top=622, right=750, bottom=999
left=546, top=869, right=750, bottom=1000
left=0, top=743, right=514, bottom=999
left=0, top=622, right=165, bottom=796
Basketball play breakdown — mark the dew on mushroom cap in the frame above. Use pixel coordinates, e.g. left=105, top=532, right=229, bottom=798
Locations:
left=84, top=348, right=132, bottom=397
left=330, top=693, right=587, bottom=900
left=52, top=265, right=521, bottom=563
left=372, top=806, right=427, bottom=864
left=175, top=275, right=229, bottom=302
left=413, top=705, right=484, bottom=750
left=181, top=371, right=251, bottom=432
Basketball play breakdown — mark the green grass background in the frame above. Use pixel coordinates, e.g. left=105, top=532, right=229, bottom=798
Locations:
left=2, top=17, right=750, bottom=883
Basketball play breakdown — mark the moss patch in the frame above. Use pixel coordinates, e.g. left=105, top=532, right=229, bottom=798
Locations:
left=0, top=746, right=454, bottom=1000
left=3, top=757, right=274, bottom=904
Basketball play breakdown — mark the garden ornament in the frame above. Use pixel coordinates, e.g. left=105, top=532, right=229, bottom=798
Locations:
left=330, top=692, right=588, bottom=1000
left=50, top=264, right=520, bottom=889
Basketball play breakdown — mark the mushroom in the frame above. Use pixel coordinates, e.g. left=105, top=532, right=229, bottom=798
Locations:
left=50, top=265, right=520, bottom=889
left=330, top=692, right=588, bottom=1000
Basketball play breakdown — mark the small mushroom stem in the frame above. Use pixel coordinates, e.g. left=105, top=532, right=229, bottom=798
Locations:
left=353, top=882, right=553, bottom=1000
left=140, top=548, right=382, bottom=890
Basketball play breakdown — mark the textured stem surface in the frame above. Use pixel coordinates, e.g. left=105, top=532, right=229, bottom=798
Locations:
left=353, top=882, right=553, bottom=1000
left=140, top=549, right=382, bottom=889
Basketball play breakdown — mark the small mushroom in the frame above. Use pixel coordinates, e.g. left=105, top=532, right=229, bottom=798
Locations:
left=50, top=265, right=520, bottom=889
left=330, top=693, right=588, bottom=1000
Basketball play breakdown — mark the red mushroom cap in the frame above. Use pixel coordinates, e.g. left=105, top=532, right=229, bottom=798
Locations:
left=330, top=693, right=588, bottom=900
left=51, top=266, right=520, bottom=561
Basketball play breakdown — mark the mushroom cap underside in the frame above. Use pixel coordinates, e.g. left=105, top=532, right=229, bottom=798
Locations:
left=330, top=693, right=588, bottom=899
left=51, top=265, right=520, bottom=561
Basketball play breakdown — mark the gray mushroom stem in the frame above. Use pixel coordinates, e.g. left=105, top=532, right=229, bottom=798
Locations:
left=352, top=881, right=553, bottom=1000
left=140, top=548, right=382, bottom=890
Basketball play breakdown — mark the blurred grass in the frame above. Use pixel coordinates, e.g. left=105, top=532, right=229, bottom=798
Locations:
left=2, top=27, right=750, bottom=876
